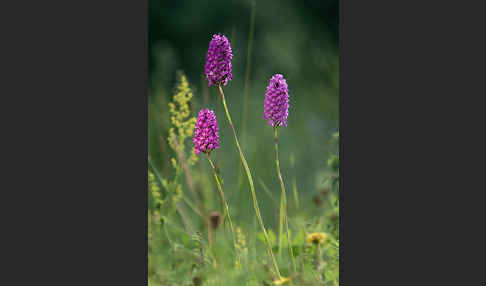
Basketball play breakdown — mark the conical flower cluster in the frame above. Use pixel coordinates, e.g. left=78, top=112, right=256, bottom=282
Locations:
left=263, top=74, right=289, bottom=127
left=204, top=34, right=233, bottom=87
left=193, top=109, right=219, bottom=155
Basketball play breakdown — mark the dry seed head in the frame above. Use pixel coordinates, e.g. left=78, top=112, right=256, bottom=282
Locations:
left=208, top=211, right=221, bottom=230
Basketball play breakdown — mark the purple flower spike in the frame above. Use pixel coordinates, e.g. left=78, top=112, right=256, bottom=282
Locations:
left=205, top=34, right=233, bottom=87
left=263, top=74, right=289, bottom=127
left=193, top=109, right=219, bottom=155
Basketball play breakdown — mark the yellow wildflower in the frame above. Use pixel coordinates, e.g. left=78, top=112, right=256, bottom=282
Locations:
left=167, top=74, right=198, bottom=165
left=273, top=277, right=291, bottom=285
left=235, top=226, right=248, bottom=261
left=306, top=232, right=328, bottom=245
left=148, top=171, right=162, bottom=207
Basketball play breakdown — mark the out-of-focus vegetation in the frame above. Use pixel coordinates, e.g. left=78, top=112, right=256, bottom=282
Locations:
left=149, top=0, right=339, bottom=285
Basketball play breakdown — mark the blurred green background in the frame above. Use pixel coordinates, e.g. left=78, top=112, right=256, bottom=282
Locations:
left=149, top=0, right=338, bottom=230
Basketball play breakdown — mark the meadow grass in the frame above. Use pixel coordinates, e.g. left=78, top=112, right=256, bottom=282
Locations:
left=148, top=78, right=339, bottom=284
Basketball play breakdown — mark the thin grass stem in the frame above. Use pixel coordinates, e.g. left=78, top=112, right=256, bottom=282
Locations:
left=217, top=85, right=281, bottom=279
left=273, top=126, right=297, bottom=273
left=292, top=177, right=300, bottom=210
left=317, top=244, right=324, bottom=279
left=237, top=1, right=257, bottom=195
left=241, top=0, right=256, bottom=143
left=258, top=178, right=278, bottom=206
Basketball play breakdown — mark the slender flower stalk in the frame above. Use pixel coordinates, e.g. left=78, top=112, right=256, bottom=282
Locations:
left=193, top=108, right=239, bottom=266
left=264, top=74, right=296, bottom=272
left=217, top=85, right=281, bottom=278
left=274, top=127, right=296, bottom=272
left=207, top=153, right=240, bottom=266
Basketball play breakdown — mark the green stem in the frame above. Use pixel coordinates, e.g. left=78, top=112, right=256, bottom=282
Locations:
left=207, top=153, right=240, bottom=267
left=278, top=192, right=284, bottom=259
left=317, top=243, right=324, bottom=279
left=274, top=126, right=297, bottom=273
left=217, top=85, right=281, bottom=279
